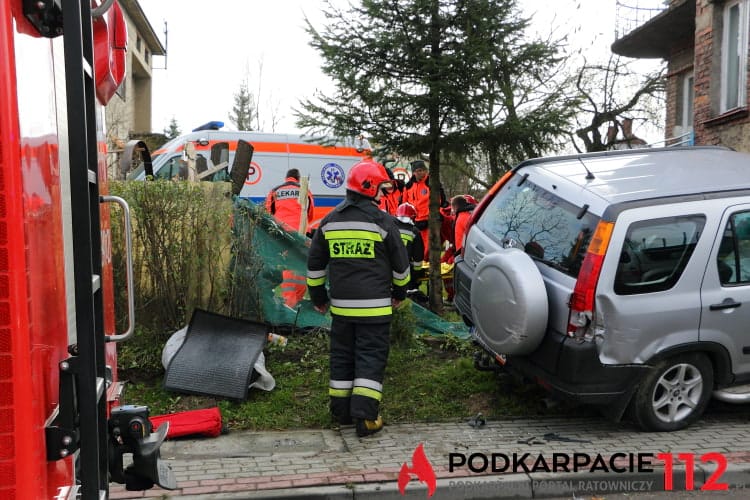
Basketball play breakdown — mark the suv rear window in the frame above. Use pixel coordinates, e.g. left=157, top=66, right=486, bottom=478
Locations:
left=475, top=175, right=600, bottom=278
left=614, top=215, right=706, bottom=295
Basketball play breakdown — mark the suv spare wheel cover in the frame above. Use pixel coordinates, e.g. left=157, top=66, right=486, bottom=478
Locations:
left=470, top=249, right=549, bottom=355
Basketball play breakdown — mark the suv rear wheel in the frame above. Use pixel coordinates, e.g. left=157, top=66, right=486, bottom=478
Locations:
left=631, top=353, right=713, bottom=432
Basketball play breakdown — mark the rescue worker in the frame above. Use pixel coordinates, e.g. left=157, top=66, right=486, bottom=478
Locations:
left=378, top=165, right=403, bottom=215
left=265, top=168, right=314, bottom=232
left=265, top=168, right=315, bottom=309
left=307, top=159, right=410, bottom=437
left=404, top=160, right=446, bottom=259
left=443, top=195, right=477, bottom=303
left=452, top=194, right=477, bottom=256
left=394, top=202, right=425, bottom=291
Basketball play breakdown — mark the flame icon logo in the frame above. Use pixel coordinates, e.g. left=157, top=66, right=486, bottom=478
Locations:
left=398, top=443, right=437, bottom=497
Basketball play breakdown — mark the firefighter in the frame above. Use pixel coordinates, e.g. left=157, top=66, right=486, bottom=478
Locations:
left=265, top=168, right=315, bottom=309
left=307, top=159, right=410, bottom=437
left=394, top=202, right=425, bottom=291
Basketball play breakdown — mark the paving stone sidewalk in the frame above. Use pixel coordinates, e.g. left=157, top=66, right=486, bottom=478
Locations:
left=110, top=413, right=750, bottom=499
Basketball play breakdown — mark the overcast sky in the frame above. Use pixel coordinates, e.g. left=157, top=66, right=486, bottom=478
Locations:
left=138, top=0, right=663, bottom=137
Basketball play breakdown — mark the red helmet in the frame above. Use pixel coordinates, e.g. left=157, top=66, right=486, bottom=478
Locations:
left=395, top=202, right=417, bottom=222
left=346, top=159, right=391, bottom=198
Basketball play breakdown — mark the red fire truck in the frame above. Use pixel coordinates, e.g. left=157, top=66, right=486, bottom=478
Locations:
left=1, top=1, right=173, bottom=498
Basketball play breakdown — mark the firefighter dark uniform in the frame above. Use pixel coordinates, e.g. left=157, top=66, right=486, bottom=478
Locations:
left=266, top=169, right=314, bottom=308
left=307, top=159, right=410, bottom=437
left=395, top=203, right=424, bottom=290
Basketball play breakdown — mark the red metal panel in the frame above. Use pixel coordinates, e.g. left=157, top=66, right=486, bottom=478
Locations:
left=0, top=2, right=74, bottom=497
left=0, top=3, right=28, bottom=497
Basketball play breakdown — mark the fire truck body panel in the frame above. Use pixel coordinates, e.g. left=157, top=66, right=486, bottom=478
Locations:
left=1, top=1, right=131, bottom=497
left=1, top=8, right=74, bottom=498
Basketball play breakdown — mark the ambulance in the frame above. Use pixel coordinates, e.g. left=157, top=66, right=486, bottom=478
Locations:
left=127, top=130, right=373, bottom=223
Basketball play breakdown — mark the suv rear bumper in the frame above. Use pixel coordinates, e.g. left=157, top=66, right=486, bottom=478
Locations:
left=502, top=333, right=649, bottom=406
left=456, top=255, right=649, bottom=418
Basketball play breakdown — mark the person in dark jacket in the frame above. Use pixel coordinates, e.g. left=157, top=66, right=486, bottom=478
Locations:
left=394, top=202, right=425, bottom=291
left=307, top=159, right=410, bottom=437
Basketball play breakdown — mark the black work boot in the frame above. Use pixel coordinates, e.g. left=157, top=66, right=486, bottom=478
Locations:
left=356, top=416, right=383, bottom=437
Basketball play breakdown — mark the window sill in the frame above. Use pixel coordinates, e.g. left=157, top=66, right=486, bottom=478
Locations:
left=702, top=107, right=749, bottom=128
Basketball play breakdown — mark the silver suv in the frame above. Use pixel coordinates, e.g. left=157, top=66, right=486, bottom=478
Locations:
left=454, top=146, right=750, bottom=431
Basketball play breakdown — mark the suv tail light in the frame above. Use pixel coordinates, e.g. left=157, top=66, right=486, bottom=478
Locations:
left=461, top=170, right=515, bottom=257
left=567, top=221, right=613, bottom=339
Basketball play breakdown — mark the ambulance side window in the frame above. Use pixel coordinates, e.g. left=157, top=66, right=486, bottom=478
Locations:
left=155, top=155, right=185, bottom=180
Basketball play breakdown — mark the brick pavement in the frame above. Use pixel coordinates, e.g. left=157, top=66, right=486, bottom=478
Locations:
left=109, top=413, right=750, bottom=499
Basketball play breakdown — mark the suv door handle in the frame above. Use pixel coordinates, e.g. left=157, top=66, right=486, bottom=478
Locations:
left=710, top=299, right=742, bottom=311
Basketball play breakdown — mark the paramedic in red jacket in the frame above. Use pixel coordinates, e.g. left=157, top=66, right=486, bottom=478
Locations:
left=265, top=168, right=314, bottom=232
left=265, top=168, right=315, bottom=309
left=452, top=194, right=477, bottom=255
left=378, top=165, right=403, bottom=215
left=404, top=160, right=447, bottom=260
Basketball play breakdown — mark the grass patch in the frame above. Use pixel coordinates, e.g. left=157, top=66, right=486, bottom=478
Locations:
left=120, top=330, right=590, bottom=431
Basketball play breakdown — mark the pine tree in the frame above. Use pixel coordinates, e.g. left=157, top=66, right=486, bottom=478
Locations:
left=163, top=117, right=181, bottom=139
left=230, top=80, right=255, bottom=131
left=296, top=0, right=572, bottom=311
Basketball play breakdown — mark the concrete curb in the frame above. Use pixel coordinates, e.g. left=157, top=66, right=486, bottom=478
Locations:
left=169, top=463, right=750, bottom=499
left=110, top=415, right=750, bottom=499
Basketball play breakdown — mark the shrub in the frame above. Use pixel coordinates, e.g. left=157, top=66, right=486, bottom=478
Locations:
left=108, top=180, right=235, bottom=373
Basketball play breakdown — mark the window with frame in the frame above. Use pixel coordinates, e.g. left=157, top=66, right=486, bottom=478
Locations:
left=717, top=211, right=750, bottom=285
left=614, top=215, right=706, bottom=295
left=681, top=72, right=694, bottom=131
left=721, top=0, right=749, bottom=112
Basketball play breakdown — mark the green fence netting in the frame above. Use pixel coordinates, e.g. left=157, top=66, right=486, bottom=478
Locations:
left=228, top=198, right=469, bottom=339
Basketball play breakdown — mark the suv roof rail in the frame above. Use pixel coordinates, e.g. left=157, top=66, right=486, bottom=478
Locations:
left=517, top=145, right=732, bottom=169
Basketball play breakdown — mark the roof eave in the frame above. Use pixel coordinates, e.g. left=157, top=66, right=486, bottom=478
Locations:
left=611, top=0, right=695, bottom=59
left=119, top=0, right=166, bottom=56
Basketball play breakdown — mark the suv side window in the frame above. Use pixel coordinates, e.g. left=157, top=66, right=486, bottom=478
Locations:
left=614, top=215, right=706, bottom=295
left=717, top=211, right=750, bottom=285
left=476, top=176, right=600, bottom=278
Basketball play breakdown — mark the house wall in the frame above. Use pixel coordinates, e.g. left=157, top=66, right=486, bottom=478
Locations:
left=691, top=0, right=750, bottom=151
left=106, top=11, right=155, bottom=141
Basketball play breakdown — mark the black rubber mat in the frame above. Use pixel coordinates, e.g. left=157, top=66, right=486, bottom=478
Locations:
left=164, top=309, right=267, bottom=400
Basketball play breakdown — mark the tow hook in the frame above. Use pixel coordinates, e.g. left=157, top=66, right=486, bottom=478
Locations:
left=473, top=351, right=501, bottom=371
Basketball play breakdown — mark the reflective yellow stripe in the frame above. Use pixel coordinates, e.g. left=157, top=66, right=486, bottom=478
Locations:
left=352, top=387, right=382, bottom=401
left=324, top=230, right=383, bottom=242
left=392, top=275, right=410, bottom=287
left=400, top=233, right=414, bottom=244
left=329, top=388, right=352, bottom=398
left=330, top=305, right=392, bottom=317
left=307, top=277, right=326, bottom=286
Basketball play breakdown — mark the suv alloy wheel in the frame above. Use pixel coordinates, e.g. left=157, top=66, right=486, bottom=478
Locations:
left=631, top=353, right=713, bottom=431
